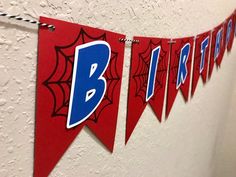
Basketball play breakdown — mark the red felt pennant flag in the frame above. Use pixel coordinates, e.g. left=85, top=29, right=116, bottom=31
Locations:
left=126, top=37, right=170, bottom=143
left=225, top=13, right=236, bottom=52
left=166, top=37, right=194, bottom=118
left=208, top=23, right=224, bottom=79
left=234, top=10, right=236, bottom=39
left=219, top=23, right=227, bottom=65
left=191, top=31, right=211, bottom=97
left=35, top=17, right=125, bottom=177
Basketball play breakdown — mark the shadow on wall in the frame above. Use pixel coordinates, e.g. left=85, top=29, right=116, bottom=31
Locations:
left=0, top=20, right=38, bottom=33
left=214, top=74, right=236, bottom=177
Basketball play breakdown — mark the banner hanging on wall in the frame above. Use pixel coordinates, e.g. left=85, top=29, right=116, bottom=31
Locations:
left=34, top=17, right=125, bottom=177
left=126, top=37, right=170, bottom=143
left=0, top=8, right=236, bottom=177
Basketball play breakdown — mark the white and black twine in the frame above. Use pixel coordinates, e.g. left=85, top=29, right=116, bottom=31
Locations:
left=119, top=38, right=139, bottom=44
left=0, top=12, right=141, bottom=43
left=0, top=12, right=55, bottom=30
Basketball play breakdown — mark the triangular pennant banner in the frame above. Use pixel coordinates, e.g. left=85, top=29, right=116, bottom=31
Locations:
left=35, top=17, right=125, bottom=177
left=126, top=37, right=170, bottom=143
left=166, top=37, right=194, bottom=118
left=191, top=31, right=211, bottom=97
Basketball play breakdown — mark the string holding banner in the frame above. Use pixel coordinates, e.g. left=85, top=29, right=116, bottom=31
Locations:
left=0, top=11, right=55, bottom=30
left=0, top=12, right=142, bottom=44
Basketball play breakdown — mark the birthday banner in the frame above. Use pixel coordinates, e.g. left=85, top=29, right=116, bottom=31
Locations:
left=0, top=8, right=228, bottom=177
left=0, top=7, right=235, bottom=177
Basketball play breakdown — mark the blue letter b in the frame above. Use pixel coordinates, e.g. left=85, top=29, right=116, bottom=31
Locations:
left=67, top=41, right=111, bottom=128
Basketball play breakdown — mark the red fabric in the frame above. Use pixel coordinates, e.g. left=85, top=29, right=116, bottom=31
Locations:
left=35, top=17, right=125, bottom=177
left=226, top=13, right=236, bottom=52
left=218, top=22, right=227, bottom=66
left=126, top=37, right=170, bottom=143
left=208, top=23, right=224, bottom=79
left=191, top=31, right=211, bottom=97
left=166, top=37, right=194, bottom=118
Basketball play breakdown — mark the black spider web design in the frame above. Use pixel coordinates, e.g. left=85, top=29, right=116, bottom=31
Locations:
left=43, top=28, right=120, bottom=123
left=132, top=40, right=168, bottom=104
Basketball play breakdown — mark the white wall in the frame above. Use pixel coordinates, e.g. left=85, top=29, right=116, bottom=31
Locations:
left=213, top=71, right=236, bottom=177
left=0, top=0, right=236, bottom=177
